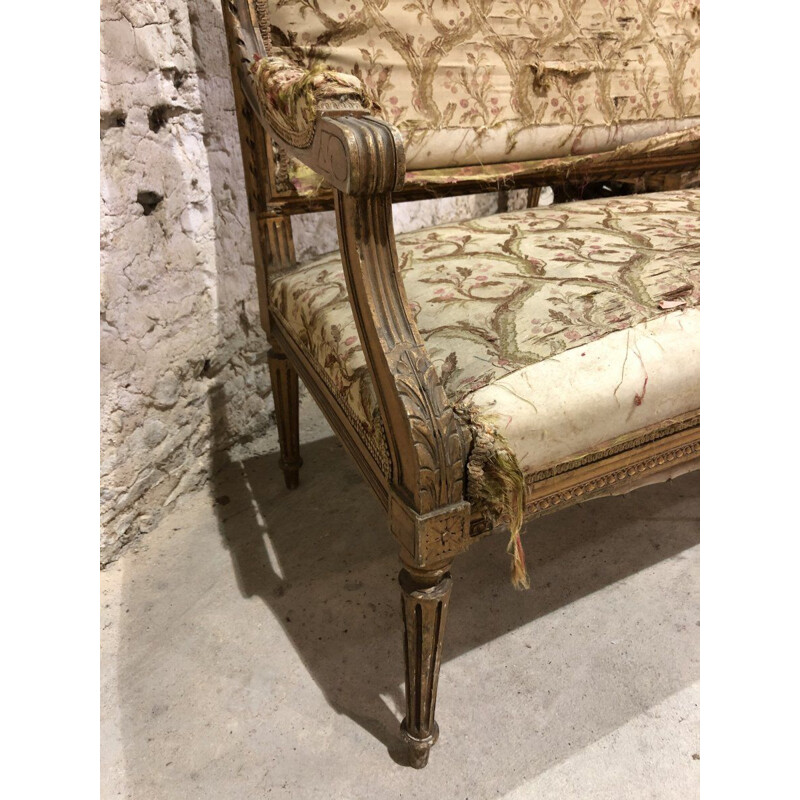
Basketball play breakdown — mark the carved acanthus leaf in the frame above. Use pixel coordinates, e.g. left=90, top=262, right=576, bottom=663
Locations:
left=392, top=345, right=465, bottom=510
left=328, top=115, right=466, bottom=516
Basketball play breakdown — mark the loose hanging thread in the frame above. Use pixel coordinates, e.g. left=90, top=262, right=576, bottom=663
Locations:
left=458, top=407, right=529, bottom=589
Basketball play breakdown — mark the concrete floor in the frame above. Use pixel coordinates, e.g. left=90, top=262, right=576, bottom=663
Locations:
left=101, top=400, right=699, bottom=799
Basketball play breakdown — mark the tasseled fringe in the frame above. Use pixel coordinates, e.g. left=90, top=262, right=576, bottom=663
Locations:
left=456, top=406, right=530, bottom=589
left=508, top=528, right=530, bottom=591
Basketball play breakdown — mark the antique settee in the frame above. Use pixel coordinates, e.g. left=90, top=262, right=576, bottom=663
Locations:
left=221, top=0, right=699, bottom=768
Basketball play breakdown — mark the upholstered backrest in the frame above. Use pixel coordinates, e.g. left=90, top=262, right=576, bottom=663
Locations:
left=256, top=0, right=699, bottom=171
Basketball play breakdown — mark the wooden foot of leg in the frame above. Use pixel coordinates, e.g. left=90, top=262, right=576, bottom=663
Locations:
left=267, top=346, right=302, bottom=489
left=399, top=566, right=452, bottom=769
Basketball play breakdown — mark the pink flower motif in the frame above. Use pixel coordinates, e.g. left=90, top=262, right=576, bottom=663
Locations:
left=475, top=275, right=487, bottom=281
left=551, top=98, right=559, bottom=106
left=344, top=336, right=357, bottom=346
left=389, top=96, right=398, bottom=105
left=434, top=288, right=446, bottom=295
left=460, top=99, right=468, bottom=108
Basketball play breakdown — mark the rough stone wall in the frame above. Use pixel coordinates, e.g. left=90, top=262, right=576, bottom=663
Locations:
left=100, top=0, right=269, bottom=564
left=99, top=0, right=529, bottom=565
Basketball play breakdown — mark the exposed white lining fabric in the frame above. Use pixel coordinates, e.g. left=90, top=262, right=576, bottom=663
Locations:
left=468, top=309, right=700, bottom=474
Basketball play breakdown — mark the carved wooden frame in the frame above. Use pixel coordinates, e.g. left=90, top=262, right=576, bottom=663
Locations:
left=222, top=0, right=700, bottom=769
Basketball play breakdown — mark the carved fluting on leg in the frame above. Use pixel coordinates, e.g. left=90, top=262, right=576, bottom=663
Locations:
left=267, top=347, right=302, bottom=489
left=526, top=185, right=542, bottom=208
left=399, top=567, right=452, bottom=768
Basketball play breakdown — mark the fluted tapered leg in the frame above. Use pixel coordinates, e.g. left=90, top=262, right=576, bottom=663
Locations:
left=267, top=347, right=302, bottom=489
left=399, top=566, right=453, bottom=768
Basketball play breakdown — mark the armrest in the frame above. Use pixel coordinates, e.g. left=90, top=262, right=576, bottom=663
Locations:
left=223, top=0, right=403, bottom=195
left=329, top=119, right=468, bottom=532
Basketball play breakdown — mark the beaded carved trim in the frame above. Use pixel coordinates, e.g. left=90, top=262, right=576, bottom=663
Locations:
left=524, top=413, right=700, bottom=486
left=526, top=439, right=699, bottom=516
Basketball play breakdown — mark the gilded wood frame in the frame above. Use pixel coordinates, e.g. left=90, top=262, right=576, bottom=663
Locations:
left=222, top=0, right=699, bottom=768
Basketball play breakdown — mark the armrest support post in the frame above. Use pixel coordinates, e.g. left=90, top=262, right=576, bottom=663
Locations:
left=223, top=0, right=469, bottom=550
left=334, top=185, right=467, bottom=520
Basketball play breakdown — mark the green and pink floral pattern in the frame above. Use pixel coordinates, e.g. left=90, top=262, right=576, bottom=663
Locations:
left=270, top=189, right=700, bottom=469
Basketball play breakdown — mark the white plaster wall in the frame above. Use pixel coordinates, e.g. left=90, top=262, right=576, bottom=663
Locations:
left=99, top=0, right=536, bottom=564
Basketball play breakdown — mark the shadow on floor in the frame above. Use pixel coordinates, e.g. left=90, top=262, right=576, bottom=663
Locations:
left=208, top=433, right=700, bottom=766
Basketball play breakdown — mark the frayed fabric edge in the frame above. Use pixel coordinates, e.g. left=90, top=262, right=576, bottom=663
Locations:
left=455, top=405, right=529, bottom=589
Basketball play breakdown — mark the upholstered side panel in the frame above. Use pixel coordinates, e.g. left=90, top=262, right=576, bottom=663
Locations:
left=258, top=0, right=700, bottom=169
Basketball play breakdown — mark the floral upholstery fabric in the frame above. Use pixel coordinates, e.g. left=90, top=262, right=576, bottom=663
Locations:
left=269, top=189, right=700, bottom=480
left=256, top=0, right=700, bottom=170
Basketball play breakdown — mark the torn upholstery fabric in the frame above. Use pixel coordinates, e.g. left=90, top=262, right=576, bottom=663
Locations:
left=285, top=126, right=700, bottom=197
left=249, top=54, right=374, bottom=148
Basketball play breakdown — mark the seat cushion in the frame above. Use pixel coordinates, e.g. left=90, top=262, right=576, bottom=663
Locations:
left=270, top=189, right=699, bottom=505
